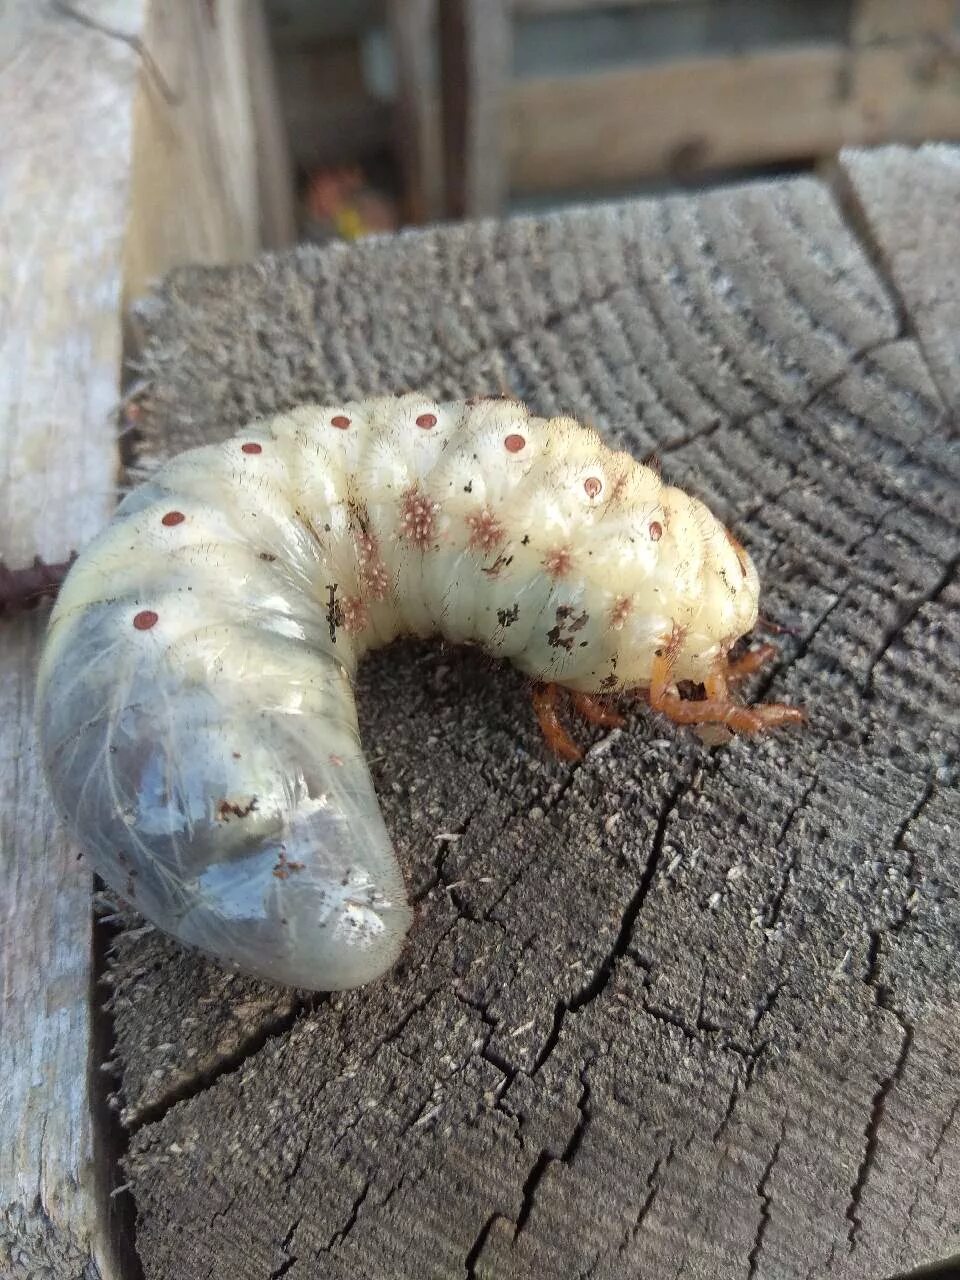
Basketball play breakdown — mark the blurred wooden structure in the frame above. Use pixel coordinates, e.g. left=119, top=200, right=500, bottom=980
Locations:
left=0, top=2, right=293, bottom=1275
left=441, top=0, right=960, bottom=216
left=262, top=0, right=960, bottom=228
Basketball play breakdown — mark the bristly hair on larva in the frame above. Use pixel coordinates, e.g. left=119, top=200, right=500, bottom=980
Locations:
left=35, top=394, right=804, bottom=993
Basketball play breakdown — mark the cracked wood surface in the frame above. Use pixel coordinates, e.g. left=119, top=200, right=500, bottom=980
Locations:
left=105, top=158, right=960, bottom=1279
left=838, top=144, right=960, bottom=419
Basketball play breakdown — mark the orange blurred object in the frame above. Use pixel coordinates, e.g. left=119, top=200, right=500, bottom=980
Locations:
left=305, top=166, right=398, bottom=239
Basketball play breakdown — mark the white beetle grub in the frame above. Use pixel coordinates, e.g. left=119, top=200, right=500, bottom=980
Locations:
left=36, top=394, right=803, bottom=991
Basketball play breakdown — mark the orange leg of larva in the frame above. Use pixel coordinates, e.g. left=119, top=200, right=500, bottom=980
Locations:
left=704, top=670, right=729, bottom=700
left=649, top=651, right=805, bottom=735
left=569, top=691, right=627, bottom=729
left=532, top=684, right=583, bottom=761
left=725, top=643, right=777, bottom=681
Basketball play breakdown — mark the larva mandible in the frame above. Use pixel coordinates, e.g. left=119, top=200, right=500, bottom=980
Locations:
left=37, top=394, right=802, bottom=991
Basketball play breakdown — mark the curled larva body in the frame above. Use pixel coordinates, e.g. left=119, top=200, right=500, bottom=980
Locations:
left=37, top=395, right=763, bottom=991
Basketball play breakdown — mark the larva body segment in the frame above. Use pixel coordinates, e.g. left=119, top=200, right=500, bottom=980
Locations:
left=37, top=395, right=764, bottom=991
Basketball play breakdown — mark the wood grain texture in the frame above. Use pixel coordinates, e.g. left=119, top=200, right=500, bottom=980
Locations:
left=838, top=144, right=960, bottom=417
left=105, top=159, right=960, bottom=1278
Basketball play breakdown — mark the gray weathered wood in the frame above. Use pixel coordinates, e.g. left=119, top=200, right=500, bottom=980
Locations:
left=440, top=0, right=512, bottom=217
left=104, top=156, right=960, bottom=1278
left=387, top=0, right=443, bottom=224
left=0, top=2, right=284, bottom=1275
left=243, top=0, right=298, bottom=251
left=1, top=5, right=133, bottom=1274
left=441, top=0, right=960, bottom=213
left=838, top=143, right=960, bottom=418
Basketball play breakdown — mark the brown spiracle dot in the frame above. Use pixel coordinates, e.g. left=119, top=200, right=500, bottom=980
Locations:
left=241, top=442, right=262, bottom=454
left=584, top=476, right=602, bottom=499
left=416, top=412, right=437, bottom=429
left=132, top=609, right=158, bottom=630
left=504, top=434, right=526, bottom=453
left=649, top=520, right=663, bottom=542
left=331, top=415, right=351, bottom=429
left=161, top=511, right=185, bottom=527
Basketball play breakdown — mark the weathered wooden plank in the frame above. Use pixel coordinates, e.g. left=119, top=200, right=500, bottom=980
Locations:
left=243, top=0, right=298, bottom=251
left=837, top=143, right=960, bottom=417
left=437, top=0, right=960, bottom=212
left=269, top=37, right=392, bottom=170
left=850, top=0, right=957, bottom=44
left=387, top=0, right=443, bottom=224
left=105, top=161, right=960, bottom=1277
left=506, top=43, right=960, bottom=194
left=0, top=3, right=132, bottom=1273
left=514, top=0, right=685, bottom=9
left=123, top=0, right=267, bottom=310
left=1, top=3, right=283, bottom=1275
left=440, top=0, right=512, bottom=217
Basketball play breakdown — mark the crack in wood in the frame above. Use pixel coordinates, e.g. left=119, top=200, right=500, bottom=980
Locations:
left=752, top=498, right=912, bottom=704
left=529, top=766, right=696, bottom=1078
left=659, top=332, right=905, bottom=459
left=267, top=1215, right=301, bottom=1280
left=846, top=1021, right=914, bottom=1252
left=829, top=165, right=914, bottom=347
left=124, top=994, right=326, bottom=1135
left=320, top=1179, right=371, bottom=1255
left=464, top=1212, right=505, bottom=1279
left=712, top=1049, right=766, bottom=1148
left=747, top=1117, right=787, bottom=1280
left=573, top=1142, right=678, bottom=1279
left=763, top=772, right=821, bottom=931
left=891, top=772, right=940, bottom=934
left=863, top=552, right=960, bottom=695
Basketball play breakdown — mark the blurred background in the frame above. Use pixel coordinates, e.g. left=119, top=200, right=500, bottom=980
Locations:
left=260, top=0, right=960, bottom=244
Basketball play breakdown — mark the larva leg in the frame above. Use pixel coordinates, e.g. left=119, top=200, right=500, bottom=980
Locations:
left=703, top=670, right=729, bottom=700
left=725, top=643, right=777, bottom=681
left=569, top=691, right=626, bottom=729
left=757, top=613, right=801, bottom=638
left=532, top=684, right=583, bottom=761
left=649, top=652, right=805, bottom=735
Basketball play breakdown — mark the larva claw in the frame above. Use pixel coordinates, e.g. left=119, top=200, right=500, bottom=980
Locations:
left=569, top=691, right=626, bottom=729
left=532, top=684, right=583, bottom=761
left=648, top=648, right=804, bottom=735
left=725, top=643, right=777, bottom=681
